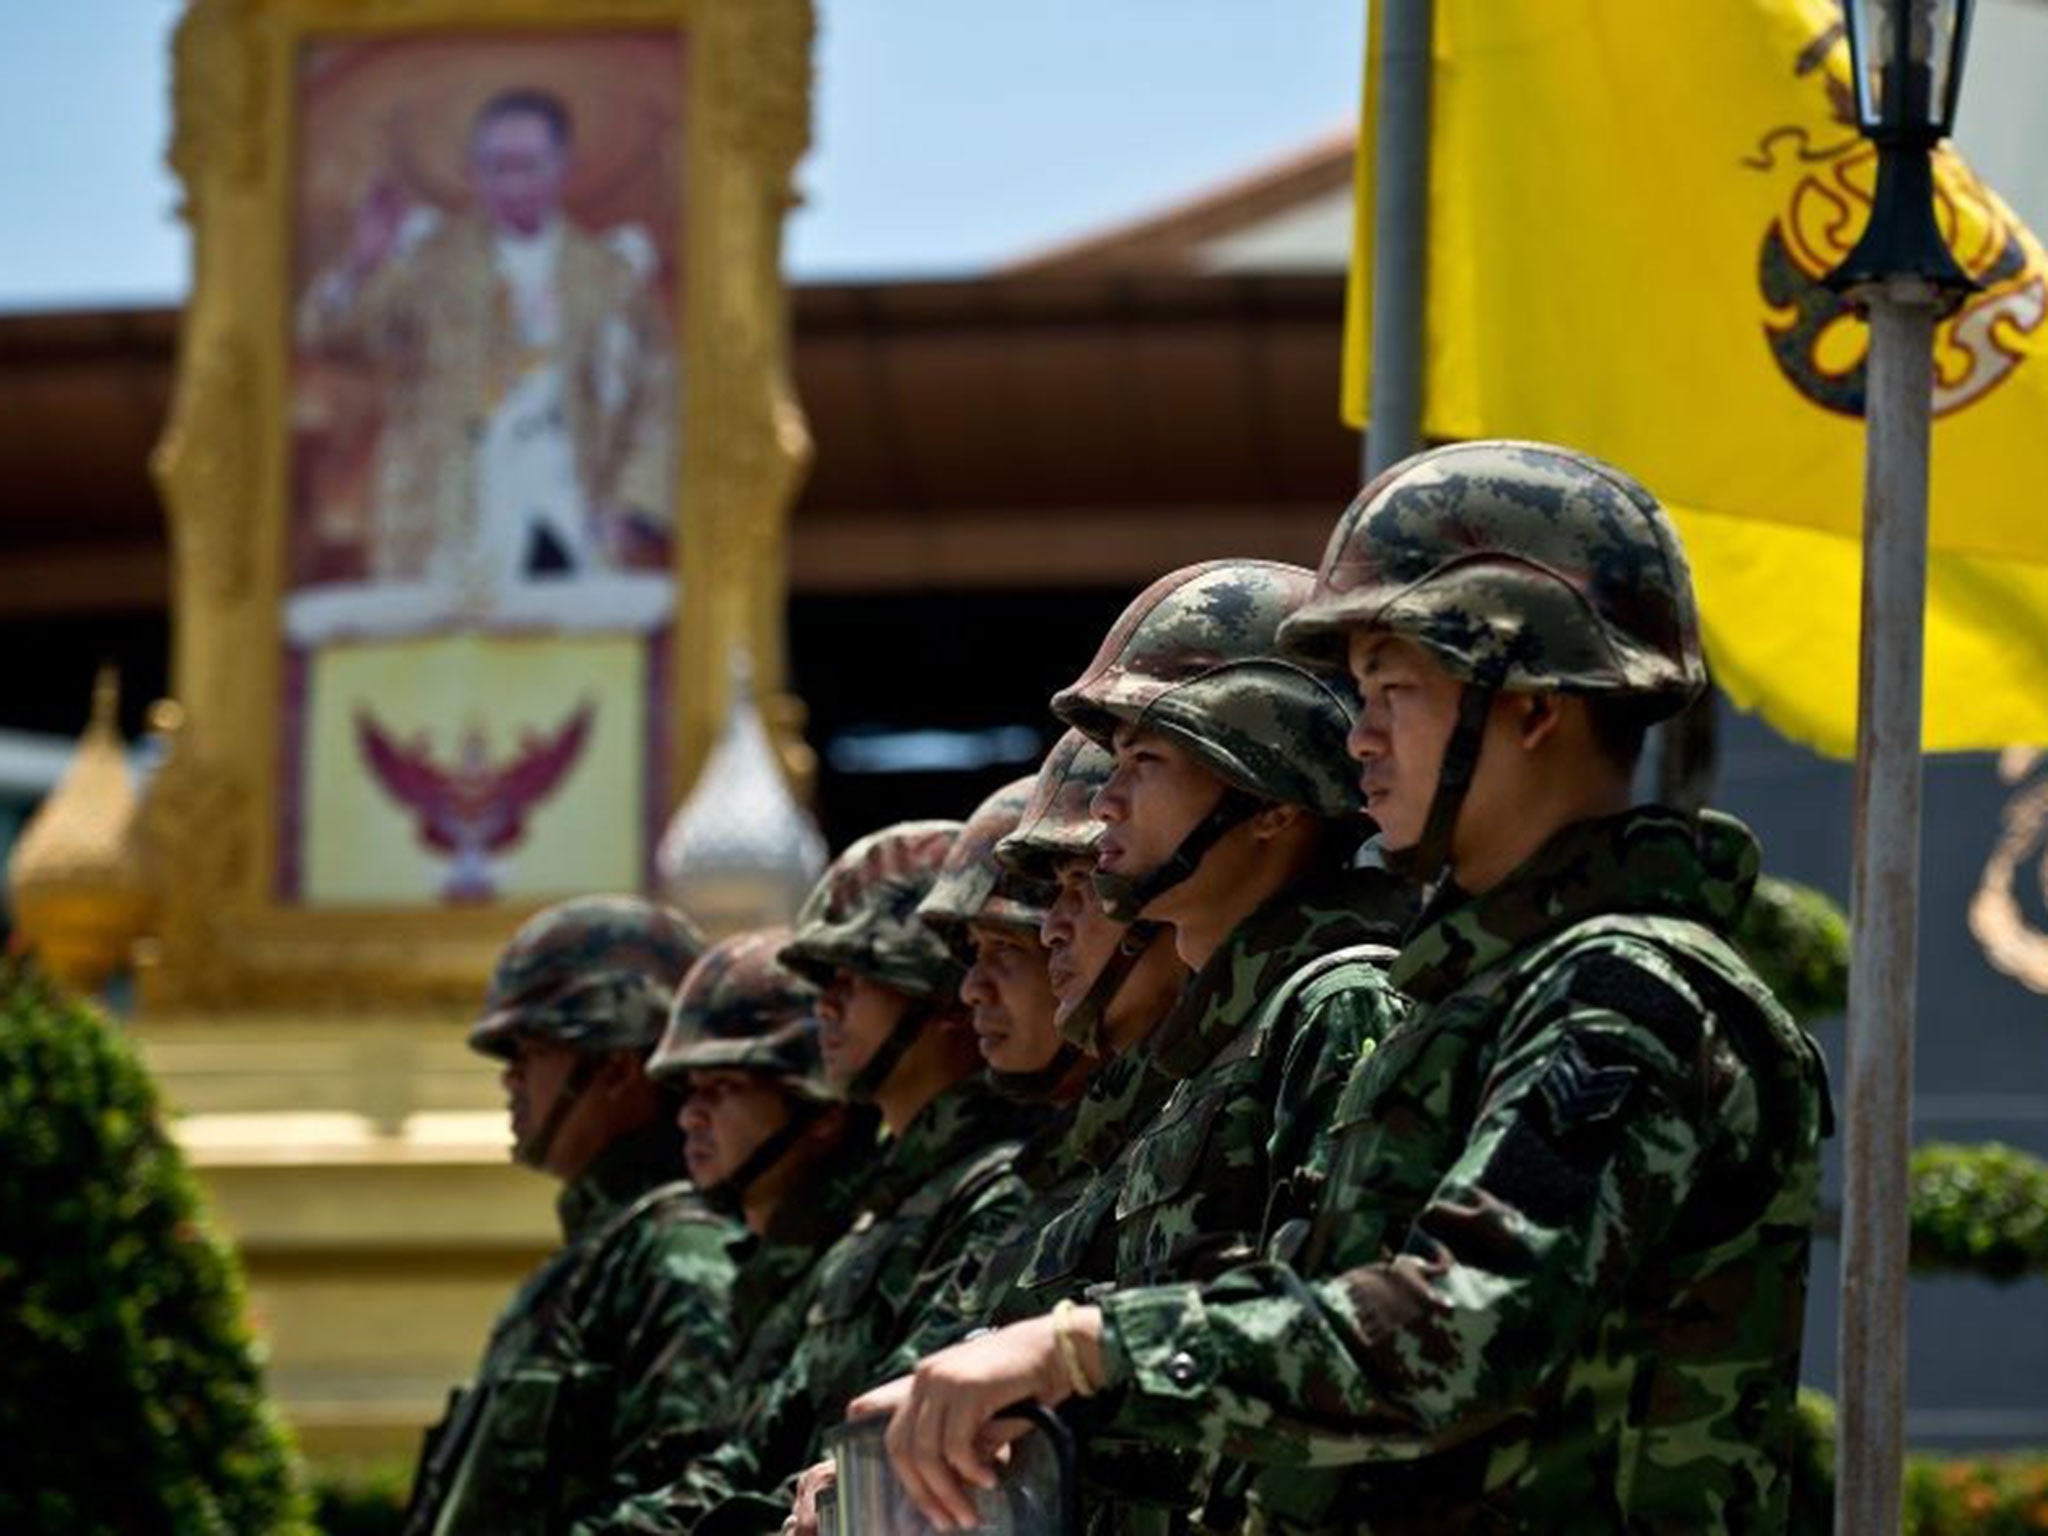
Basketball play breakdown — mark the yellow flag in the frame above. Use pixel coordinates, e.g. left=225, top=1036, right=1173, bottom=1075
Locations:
left=1344, top=0, right=2048, bottom=756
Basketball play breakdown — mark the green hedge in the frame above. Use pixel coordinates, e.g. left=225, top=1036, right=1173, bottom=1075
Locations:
left=1794, top=1392, right=2048, bottom=1535
left=0, top=961, right=310, bottom=1535
left=309, top=1462, right=410, bottom=1536
left=1736, top=874, right=1851, bottom=1024
left=1910, top=1142, right=2048, bottom=1283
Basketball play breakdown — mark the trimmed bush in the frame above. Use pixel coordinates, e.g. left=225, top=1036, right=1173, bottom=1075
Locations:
left=1910, top=1142, right=2048, bottom=1283
left=309, top=1461, right=410, bottom=1536
left=0, top=961, right=310, bottom=1535
left=1735, top=874, right=1851, bottom=1023
left=1904, top=1453, right=2048, bottom=1534
left=1793, top=1391, right=2048, bottom=1535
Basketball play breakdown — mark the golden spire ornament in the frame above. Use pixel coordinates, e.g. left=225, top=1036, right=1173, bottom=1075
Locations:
left=6, top=668, right=153, bottom=993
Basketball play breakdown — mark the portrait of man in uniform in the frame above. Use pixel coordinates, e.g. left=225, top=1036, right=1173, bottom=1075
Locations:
left=289, top=40, right=680, bottom=642
left=279, top=34, right=686, bottom=908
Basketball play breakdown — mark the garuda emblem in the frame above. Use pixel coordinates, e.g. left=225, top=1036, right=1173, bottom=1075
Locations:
left=1748, top=16, right=2046, bottom=418
left=356, top=700, right=594, bottom=902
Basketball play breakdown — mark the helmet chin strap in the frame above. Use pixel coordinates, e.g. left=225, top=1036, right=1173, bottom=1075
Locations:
left=842, top=997, right=935, bottom=1104
left=700, top=1096, right=825, bottom=1217
left=1090, top=788, right=1263, bottom=923
left=1056, top=919, right=1163, bottom=1054
left=1389, top=681, right=1496, bottom=914
left=514, top=1052, right=602, bottom=1169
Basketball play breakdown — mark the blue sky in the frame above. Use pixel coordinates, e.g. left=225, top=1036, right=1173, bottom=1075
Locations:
left=0, top=1, right=1364, bottom=312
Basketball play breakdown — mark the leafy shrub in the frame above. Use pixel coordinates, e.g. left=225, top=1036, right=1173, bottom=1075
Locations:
left=1904, top=1453, right=2048, bottom=1534
left=1736, top=875, right=1851, bottom=1023
left=309, top=1461, right=410, bottom=1536
left=0, top=961, right=310, bottom=1535
left=1793, top=1391, right=2048, bottom=1535
left=1910, top=1142, right=2048, bottom=1283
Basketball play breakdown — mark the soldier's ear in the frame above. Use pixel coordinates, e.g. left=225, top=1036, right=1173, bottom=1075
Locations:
left=1247, top=801, right=1306, bottom=844
left=1512, top=692, right=1564, bottom=753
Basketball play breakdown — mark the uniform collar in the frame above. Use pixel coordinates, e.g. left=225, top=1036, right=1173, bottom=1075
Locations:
left=554, top=1116, right=690, bottom=1243
left=1150, top=864, right=1415, bottom=1081
left=1391, top=806, right=1763, bottom=1004
left=860, top=1076, right=1039, bottom=1218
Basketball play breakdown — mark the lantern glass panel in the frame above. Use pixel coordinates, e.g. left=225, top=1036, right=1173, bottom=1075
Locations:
left=1843, top=0, right=1972, bottom=137
left=1842, top=0, right=1889, bottom=132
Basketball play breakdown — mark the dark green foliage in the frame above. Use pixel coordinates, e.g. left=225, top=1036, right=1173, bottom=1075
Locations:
left=0, top=961, right=310, bottom=1535
left=1903, top=1453, right=2048, bottom=1534
left=309, top=1461, right=409, bottom=1536
left=1786, top=1388, right=1836, bottom=1536
left=1792, top=1391, right=2048, bottom=1536
left=1910, top=1142, right=2048, bottom=1283
left=1734, top=874, right=1850, bottom=1023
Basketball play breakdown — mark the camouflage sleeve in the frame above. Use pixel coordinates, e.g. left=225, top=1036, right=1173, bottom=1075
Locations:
left=568, top=1217, right=739, bottom=1528
left=1094, top=938, right=1728, bottom=1467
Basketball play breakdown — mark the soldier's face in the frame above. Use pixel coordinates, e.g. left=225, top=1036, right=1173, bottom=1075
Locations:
left=1043, top=857, right=1123, bottom=1024
left=1095, top=725, right=1229, bottom=913
left=679, top=1068, right=792, bottom=1187
left=470, top=110, right=569, bottom=237
left=816, top=969, right=914, bottom=1088
left=960, top=920, right=1060, bottom=1074
left=500, top=1035, right=611, bottom=1176
left=1346, top=632, right=1463, bottom=850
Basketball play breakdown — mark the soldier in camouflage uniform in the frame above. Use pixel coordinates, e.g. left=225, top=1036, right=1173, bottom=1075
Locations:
left=593, top=823, right=1038, bottom=1536
left=658, top=932, right=881, bottom=1394
left=406, top=897, right=740, bottom=1536
left=852, top=562, right=1413, bottom=1533
left=875, top=442, right=1833, bottom=1535
left=917, top=775, right=1083, bottom=1101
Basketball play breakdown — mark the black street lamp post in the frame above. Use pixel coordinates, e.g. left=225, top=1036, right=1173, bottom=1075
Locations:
left=1824, top=4, right=1977, bottom=1533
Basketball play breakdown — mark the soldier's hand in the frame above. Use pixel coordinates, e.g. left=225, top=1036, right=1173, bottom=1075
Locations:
left=786, top=1459, right=836, bottom=1536
left=846, top=1311, right=1098, bottom=1532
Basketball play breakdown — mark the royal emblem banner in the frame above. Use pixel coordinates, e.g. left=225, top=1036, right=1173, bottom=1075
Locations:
left=1343, top=0, right=2048, bottom=755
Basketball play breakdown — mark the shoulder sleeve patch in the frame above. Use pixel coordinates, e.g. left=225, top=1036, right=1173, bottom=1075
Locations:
left=1561, top=950, right=1703, bottom=1065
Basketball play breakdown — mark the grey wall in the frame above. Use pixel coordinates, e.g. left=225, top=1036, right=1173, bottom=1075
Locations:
left=1710, top=701, right=2048, bottom=1450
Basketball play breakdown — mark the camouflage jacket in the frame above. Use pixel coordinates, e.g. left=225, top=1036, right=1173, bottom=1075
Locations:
left=590, top=1079, right=1038, bottom=1536
left=1095, top=808, right=1832, bottom=1535
left=1094, top=866, right=1411, bottom=1293
left=601, top=1121, right=884, bottom=1513
left=408, top=1121, right=740, bottom=1536
left=889, top=1046, right=1175, bottom=1368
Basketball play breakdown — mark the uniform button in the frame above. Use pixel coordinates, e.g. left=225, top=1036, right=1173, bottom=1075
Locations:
left=1166, top=1351, right=1200, bottom=1387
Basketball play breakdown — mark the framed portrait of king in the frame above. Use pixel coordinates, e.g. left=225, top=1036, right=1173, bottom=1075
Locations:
left=146, top=0, right=812, bottom=1011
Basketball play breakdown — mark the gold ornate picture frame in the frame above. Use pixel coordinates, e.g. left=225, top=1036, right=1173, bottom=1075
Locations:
left=145, top=0, right=812, bottom=1013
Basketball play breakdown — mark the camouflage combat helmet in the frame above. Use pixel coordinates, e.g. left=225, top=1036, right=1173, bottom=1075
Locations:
left=470, top=895, right=707, bottom=1060
left=780, top=821, right=966, bottom=1102
left=1278, top=439, right=1707, bottom=712
left=1052, top=559, right=1360, bottom=819
left=917, top=776, right=1054, bottom=950
left=996, top=730, right=1167, bottom=1056
left=647, top=927, right=830, bottom=1102
left=1051, top=560, right=1360, bottom=920
left=994, top=730, right=1114, bottom=883
left=780, top=821, right=967, bottom=1000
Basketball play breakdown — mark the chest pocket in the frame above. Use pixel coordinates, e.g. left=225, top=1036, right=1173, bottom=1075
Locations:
left=1310, top=1001, right=1496, bottom=1271
left=1112, top=1059, right=1264, bottom=1280
left=1014, top=1174, right=1120, bottom=1296
left=808, top=1217, right=908, bottom=1328
left=466, top=1360, right=611, bottom=1525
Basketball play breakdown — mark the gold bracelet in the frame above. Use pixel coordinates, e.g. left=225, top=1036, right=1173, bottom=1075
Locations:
left=1051, top=1299, right=1097, bottom=1398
